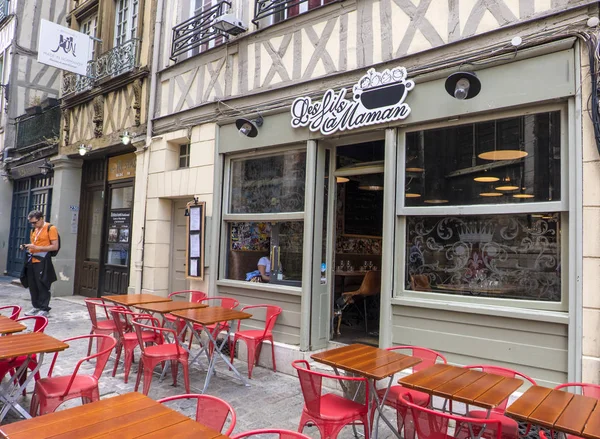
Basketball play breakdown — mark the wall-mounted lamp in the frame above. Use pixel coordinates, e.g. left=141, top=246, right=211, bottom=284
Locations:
left=39, top=160, right=54, bottom=176
left=212, top=13, right=247, bottom=35
left=235, top=116, right=263, bottom=138
left=445, top=71, right=481, bottom=100
left=120, top=131, right=136, bottom=145
left=78, top=144, right=93, bottom=156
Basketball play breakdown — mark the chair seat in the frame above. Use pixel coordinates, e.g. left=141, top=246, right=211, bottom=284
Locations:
left=143, top=344, right=188, bottom=358
left=377, top=386, right=430, bottom=407
left=307, top=393, right=368, bottom=421
left=95, top=320, right=117, bottom=331
left=466, top=410, right=519, bottom=437
left=235, top=330, right=269, bottom=340
left=123, top=330, right=157, bottom=342
left=35, top=375, right=98, bottom=397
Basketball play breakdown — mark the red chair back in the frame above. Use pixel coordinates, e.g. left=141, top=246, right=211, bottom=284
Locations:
left=200, top=297, right=240, bottom=310
left=401, top=393, right=503, bottom=439
left=292, top=359, right=368, bottom=417
left=238, top=305, right=282, bottom=337
left=158, top=394, right=237, bottom=435
left=0, top=305, right=21, bottom=320
left=386, top=346, right=446, bottom=372
left=465, top=365, right=537, bottom=413
left=110, top=306, right=140, bottom=339
left=169, top=290, right=207, bottom=303
left=231, top=429, right=312, bottom=439
left=555, top=382, right=600, bottom=399
left=85, top=298, right=112, bottom=327
left=16, top=315, right=48, bottom=333
left=131, top=316, right=166, bottom=350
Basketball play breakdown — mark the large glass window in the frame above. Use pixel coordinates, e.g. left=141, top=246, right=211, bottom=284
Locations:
left=401, top=110, right=564, bottom=304
left=224, top=150, right=306, bottom=286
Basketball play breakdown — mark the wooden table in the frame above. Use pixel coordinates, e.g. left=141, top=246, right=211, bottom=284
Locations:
left=335, top=271, right=367, bottom=294
left=0, top=316, right=25, bottom=335
left=172, top=307, right=253, bottom=393
left=398, top=363, right=523, bottom=411
left=311, top=343, right=423, bottom=439
left=505, top=386, right=600, bottom=439
left=0, top=392, right=230, bottom=439
left=0, top=332, right=69, bottom=421
left=136, top=301, right=208, bottom=314
left=103, top=293, right=171, bottom=307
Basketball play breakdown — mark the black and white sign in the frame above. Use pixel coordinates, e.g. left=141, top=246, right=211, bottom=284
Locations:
left=37, top=19, right=91, bottom=76
left=291, top=66, right=415, bottom=135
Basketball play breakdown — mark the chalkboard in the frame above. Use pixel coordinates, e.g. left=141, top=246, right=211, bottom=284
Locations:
left=343, top=181, right=384, bottom=237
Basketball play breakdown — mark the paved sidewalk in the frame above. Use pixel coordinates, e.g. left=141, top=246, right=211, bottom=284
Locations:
left=0, top=279, right=398, bottom=438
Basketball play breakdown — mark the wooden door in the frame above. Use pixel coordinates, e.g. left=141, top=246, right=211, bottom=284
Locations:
left=169, top=200, right=188, bottom=294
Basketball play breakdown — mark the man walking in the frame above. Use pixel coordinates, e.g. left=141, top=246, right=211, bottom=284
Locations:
left=21, top=210, right=58, bottom=317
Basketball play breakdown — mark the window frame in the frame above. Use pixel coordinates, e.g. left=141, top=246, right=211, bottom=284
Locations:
left=178, top=143, right=191, bottom=168
left=395, top=103, right=569, bottom=312
left=219, top=146, right=307, bottom=288
left=80, top=14, right=98, bottom=59
left=114, top=0, right=139, bottom=48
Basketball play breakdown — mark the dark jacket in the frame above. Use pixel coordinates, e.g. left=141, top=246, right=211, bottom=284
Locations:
left=20, top=253, right=57, bottom=289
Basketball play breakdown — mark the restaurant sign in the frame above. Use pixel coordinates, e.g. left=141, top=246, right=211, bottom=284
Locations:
left=108, top=153, right=136, bottom=181
left=290, top=66, right=415, bottom=135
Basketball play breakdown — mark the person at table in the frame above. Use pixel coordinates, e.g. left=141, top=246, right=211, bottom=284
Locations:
left=246, top=256, right=281, bottom=283
left=20, top=210, right=58, bottom=317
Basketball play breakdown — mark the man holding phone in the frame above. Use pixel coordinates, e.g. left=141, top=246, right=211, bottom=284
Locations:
left=20, top=210, right=58, bottom=317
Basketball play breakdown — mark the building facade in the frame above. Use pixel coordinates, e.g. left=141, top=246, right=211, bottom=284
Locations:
left=139, top=0, right=599, bottom=384
left=50, top=0, right=156, bottom=297
left=0, top=0, right=67, bottom=278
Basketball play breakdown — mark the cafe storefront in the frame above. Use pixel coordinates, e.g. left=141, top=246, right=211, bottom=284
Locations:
left=212, top=40, right=581, bottom=386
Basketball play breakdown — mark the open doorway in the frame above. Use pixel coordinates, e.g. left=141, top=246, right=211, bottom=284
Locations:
left=331, top=140, right=384, bottom=346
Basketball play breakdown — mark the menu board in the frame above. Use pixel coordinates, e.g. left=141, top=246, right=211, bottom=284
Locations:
left=186, top=201, right=205, bottom=280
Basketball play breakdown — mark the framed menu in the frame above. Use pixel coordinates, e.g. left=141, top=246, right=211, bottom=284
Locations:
left=186, top=201, right=205, bottom=280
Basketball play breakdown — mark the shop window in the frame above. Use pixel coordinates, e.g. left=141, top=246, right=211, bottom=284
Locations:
left=401, top=110, right=564, bottom=303
left=179, top=143, right=191, bottom=168
left=224, top=150, right=306, bottom=286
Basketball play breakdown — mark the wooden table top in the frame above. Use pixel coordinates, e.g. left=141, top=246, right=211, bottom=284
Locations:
left=398, top=364, right=523, bottom=410
left=335, top=271, right=368, bottom=276
left=136, top=301, right=208, bottom=314
left=505, top=386, right=600, bottom=439
left=171, top=307, right=252, bottom=326
left=0, top=392, right=230, bottom=439
left=0, top=332, right=68, bottom=360
left=311, top=344, right=423, bottom=381
left=103, top=294, right=172, bottom=306
left=0, top=316, right=25, bottom=335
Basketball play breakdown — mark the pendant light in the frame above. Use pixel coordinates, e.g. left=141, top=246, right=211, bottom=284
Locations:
left=474, top=175, right=499, bottom=183
left=358, top=174, right=384, bottom=191
left=478, top=120, right=528, bottom=161
left=495, top=177, right=519, bottom=191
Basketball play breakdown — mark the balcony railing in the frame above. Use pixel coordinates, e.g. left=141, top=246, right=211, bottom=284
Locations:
left=62, top=38, right=141, bottom=97
left=254, top=0, right=339, bottom=25
left=171, top=1, right=230, bottom=60
left=0, top=0, right=8, bottom=23
left=16, top=106, right=61, bottom=150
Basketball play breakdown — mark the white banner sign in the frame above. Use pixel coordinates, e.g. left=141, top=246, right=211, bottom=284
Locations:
left=290, top=66, right=415, bottom=136
left=37, top=19, right=91, bottom=76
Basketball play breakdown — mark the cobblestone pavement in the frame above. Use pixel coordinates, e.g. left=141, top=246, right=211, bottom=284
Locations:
left=0, top=278, right=399, bottom=438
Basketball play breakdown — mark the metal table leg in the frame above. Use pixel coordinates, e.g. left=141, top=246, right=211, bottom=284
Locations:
left=0, top=353, right=45, bottom=421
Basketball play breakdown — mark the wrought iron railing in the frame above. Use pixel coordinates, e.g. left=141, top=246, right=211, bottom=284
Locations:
left=62, top=38, right=140, bottom=97
left=16, top=106, right=61, bottom=150
left=0, top=0, right=9, bottom=23
left=253, top=0, right=339, bottom=24
left=171, top=1, right=230, bottom=60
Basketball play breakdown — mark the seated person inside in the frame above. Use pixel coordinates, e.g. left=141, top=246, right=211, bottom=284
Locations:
left=246, top=256, right=272, bottom=283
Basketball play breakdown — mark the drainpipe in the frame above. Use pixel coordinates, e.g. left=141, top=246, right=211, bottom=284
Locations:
left=134, top=0, right=164, bottom=294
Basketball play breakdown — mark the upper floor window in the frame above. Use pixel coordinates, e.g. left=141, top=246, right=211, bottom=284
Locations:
left=179, top=144, right=191, bottom=168
left=80, top=15, right=98, bottom=59
left=115, top=0, right=139, bottom=47
left=254, top=0, right=337, bottom=27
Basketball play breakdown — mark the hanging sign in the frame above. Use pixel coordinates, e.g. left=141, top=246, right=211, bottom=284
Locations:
left=108, top=153, right=136, bottom=181
left=290, top=66, right=415, bottom=136
left=37, top=19, right=91, bottom=76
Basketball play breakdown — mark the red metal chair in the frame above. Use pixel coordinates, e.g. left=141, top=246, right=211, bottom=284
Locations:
left=465, top=365, right=537, bottom=439
left=189, top=297, right=240, bottom=354
left=110, top=307, right=161, bottom=383
left=400, top=392, right=514, bottom=439
left=540, top=432, right=550, bottom=439
left=550, top=383, right=600, bottom=439
left=232, top=429, right=313, bottom=439
left=158, top=394, right=237, bottom=435
left=132, top=315, right=190, bottom=395
left=84, top=298, right=118, bottom=356
left=0, top=315, right=48, bottom=395
left=0, top=305, right=21, bottom=320
left=374, top=346, right=446, bottom=436
left=292, top=359, right=370, bottom=439
left=230, top=304, right=281, bottom=379
left=29, top=334, right=117, bottom=416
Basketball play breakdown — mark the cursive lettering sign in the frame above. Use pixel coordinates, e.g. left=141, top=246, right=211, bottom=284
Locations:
left=291, top=66, right=415, bottom=135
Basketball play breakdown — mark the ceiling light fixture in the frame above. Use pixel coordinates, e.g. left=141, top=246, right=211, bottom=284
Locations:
left=423, top=199, right=449, bottom=204
left=478, top=120, right=528, bottom=161
left=495, top=177, right=519, bottom=191
left=406, top=167, right=424, bottom=173
left=480, top=192, right=503, bottom=197
left=236, top=115, right=263, bottom=138
left=405, top=193, right=421, bottom=198
left=445, top=71, right=481, bottom=100
left=336, top=176, right=349, bottom=183
left=474, top=176, right=500, bottom=183
left=120, top=131, right=136, bottom=145
left=513, top=193, right=534, bottom=199
left=78, top=144, right=93, bottom=156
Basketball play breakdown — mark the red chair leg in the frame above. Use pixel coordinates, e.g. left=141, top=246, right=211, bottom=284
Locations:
left=123, top=347, right=135, bottom=384
left=142, top=360, right=155, bottom=395
left=246, top=340, right=257, bottom=379
left=269, top=338, right=276, bottom=372
left=171, top=360, right=179, bottom=387
left=112, top=343, right=122, bottom=377
left=181, top=360, right=190, bottom=393
left=134, top=360, right=143, bottom=392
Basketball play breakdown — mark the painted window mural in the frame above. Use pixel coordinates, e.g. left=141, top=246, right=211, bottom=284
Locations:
left=405, top=213, right=561, bottom=301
